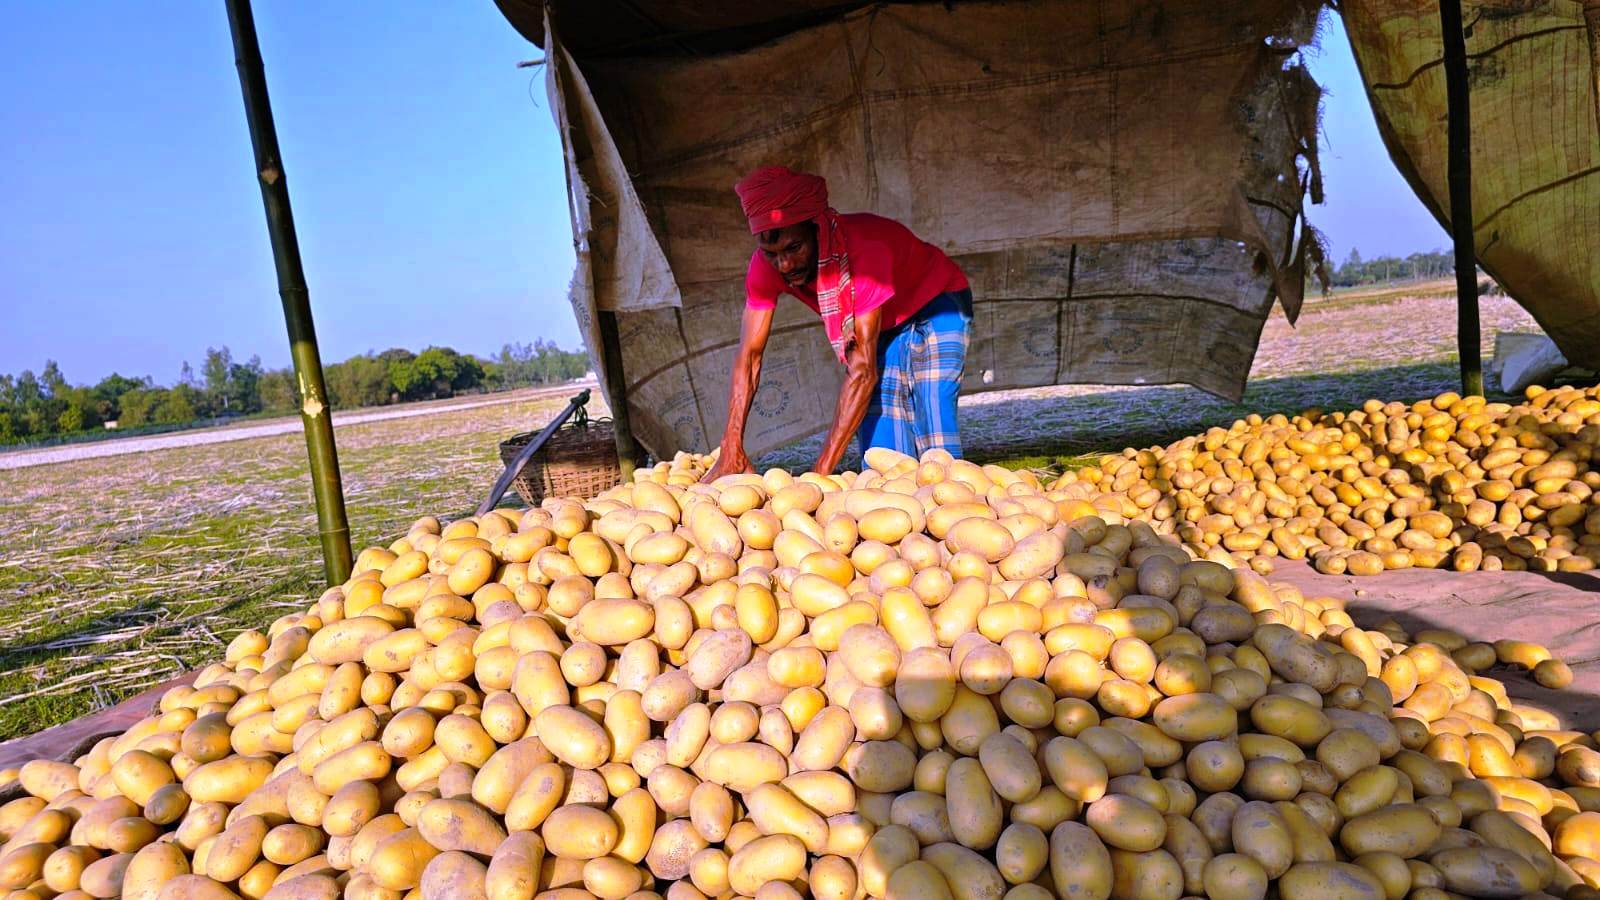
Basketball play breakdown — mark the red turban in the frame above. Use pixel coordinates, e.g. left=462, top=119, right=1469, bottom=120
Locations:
left=734, top=166, right=829, bottom=234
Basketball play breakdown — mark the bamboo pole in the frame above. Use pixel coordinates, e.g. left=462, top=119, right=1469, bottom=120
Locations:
left=1439, top=0, right=1483, bottom=396
left=597, top=310, right=640, bottom=483
left=225, top=0, right=353, bottom=585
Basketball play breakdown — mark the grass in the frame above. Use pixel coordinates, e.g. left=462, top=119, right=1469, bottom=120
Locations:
left=0, top=289, right=1544, bottom=741
left=0, top=394, right=570, bottom=740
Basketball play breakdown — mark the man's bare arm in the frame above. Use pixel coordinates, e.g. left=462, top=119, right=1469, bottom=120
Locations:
left=812, top=307, right=884, bottom=475
left=702, top=305, right=775, bottom=482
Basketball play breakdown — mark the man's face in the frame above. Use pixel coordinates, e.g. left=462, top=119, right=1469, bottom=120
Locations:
left=757, top=223, right=818, bottom=290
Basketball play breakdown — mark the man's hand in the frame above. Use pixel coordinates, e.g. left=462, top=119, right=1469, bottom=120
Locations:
left=811, top=308, right=884, bottom=475
left=705, top=306, right=774, bottom=483
left=701, top=445, right=754, bottom=483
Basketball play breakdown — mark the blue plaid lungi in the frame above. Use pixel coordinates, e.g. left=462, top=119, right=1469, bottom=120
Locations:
left=858, top=289, right=972, bottom=458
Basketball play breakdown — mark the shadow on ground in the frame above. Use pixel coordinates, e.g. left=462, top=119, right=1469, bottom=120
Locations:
left=758, top=361, right=1480, bottom=472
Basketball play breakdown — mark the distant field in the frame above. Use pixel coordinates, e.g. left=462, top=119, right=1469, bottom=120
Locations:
left=0, top=384, right=593, bottom=470
left=0, top=284, right=1542, bottom=740
left=0, top=394, right=573, bottom=738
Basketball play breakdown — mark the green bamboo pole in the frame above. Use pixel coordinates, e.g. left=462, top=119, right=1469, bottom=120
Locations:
left=1439, top=0, right=1484, bottom=396
left=225, top=0, right=353, bottom=585
left=597, top=310, right=640, bottom=483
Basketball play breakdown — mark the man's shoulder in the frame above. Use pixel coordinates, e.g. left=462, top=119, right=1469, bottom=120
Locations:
left=840, top=213, right=922, bottom=252
left=840, top=211, right=906, bottom=232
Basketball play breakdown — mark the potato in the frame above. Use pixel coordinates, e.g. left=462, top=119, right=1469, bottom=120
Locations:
left=535, top=705, right=611, bottom=769
left=485, top=831, right=543, bottom=900
left=1152, top=693, right=1237, bottom=743
left=1203, top=852, right=1268, bottom=900
left=308, top=616, right=395, bottom=665
left=541, top=805, right=618, bottom=860
left=0, top=842, right=53, bottom=891
left=746, top=784, right=827, bottom=853
left=1048, top=821, right=1112, bottom=899
left=42, top=844, right=99, bottom=893
left=310, top=741, right=391, bottom=795
left=990, top=822, right=1047, bottom=885
left=122, top=842, right=190, bottom=900
left=1084, top=794, right=1165, bottom=853
left=945, top=757, right=1004, bottom=850
left=572, top=598, right=655, bottom=646
left=204, top=814, right=266, bottom=882
left=707, top=742, right=789, bottom=792
left=264, top=872, right=339, bottom=899
left=1431, top=846, right=1540, bottom=896
left=728, top=834, right=807, bottom=895
left=1338, top=804, right=1441, bottom=860
left=20, top=760, right=81, bottom=802
left=977, top=731, right=1040, bottom=803
left=368, top=827, right=440, bottom=890
left=1277, top=861, right=1386, bottom=899
left=77, top=851, right=134, bottom=897
left=182, top=756, right=273, bottom=805
left=418, top=850, right=487, bottom=899
left=110, top=750, right=176, bottom=807
left=1230, top=801, right=1292, bottom=878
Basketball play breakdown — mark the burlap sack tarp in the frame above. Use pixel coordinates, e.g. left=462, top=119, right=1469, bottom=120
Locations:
left=1342, top=0, right=1600, bottom=371
left=542, top=0, right=1325, bottom=459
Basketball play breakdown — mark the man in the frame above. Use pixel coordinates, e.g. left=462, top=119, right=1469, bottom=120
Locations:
left=703, top=165, right=973, bottom=480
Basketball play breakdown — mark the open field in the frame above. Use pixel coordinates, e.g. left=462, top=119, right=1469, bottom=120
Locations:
left=0, top=286, right=1545, bottom=739
left=0, top=383, right=594, bottom=471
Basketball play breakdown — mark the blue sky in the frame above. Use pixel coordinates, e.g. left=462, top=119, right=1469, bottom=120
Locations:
left=1, top=5, right=1446, bottom=386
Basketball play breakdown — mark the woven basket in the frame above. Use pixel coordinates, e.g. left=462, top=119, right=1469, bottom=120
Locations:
left=498, top=416, right=621, bottom=505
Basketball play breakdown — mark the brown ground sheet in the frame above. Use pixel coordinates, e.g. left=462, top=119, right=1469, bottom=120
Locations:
left=1267, top=562, right=1600, bottom=727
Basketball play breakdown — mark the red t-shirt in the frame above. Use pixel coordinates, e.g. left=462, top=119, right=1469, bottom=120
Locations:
left=744, top=212, right=968, bottom=330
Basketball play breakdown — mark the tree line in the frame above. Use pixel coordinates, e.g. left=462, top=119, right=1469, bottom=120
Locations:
left=1330, top=248, right=1454, bottom=287
left=0, top=341, right=590, bottom=446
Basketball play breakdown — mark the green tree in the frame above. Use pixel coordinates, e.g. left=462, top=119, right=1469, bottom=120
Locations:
left=57, top=400, right=86, bottom=433
left=493, top=341, right=591, bottom=389
left=202, top=347, right=234, bottom=414
left=15, top=370, right=48, bottom=438
left=55, top=387, right=101, bottom=434
left=92, top=373, right=153, bottom=421
left=390, top=347, right=472, bottom=401
left=118, top=389, right=161, bottom=427
left=258, top=369, right=298, bottom=414
left=326, top=354, right=392, bottom=409
left=227, top=356, right=264, bottom=414
left=154, top=386, right=199, bottom=425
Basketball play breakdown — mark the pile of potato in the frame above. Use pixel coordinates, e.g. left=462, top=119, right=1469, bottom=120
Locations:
left=6, top=445, right=1600, bottom=899
left=1052, top=383, right=1600, bottom=576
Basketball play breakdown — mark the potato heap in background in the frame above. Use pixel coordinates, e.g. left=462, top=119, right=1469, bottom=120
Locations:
left=8, top=446, right=1600, bottom=899
left=1053, top=383, right=1600, bottom=576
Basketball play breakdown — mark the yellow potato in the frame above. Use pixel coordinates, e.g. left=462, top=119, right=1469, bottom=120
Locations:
left=1431, top=846, right=1541, bottom=897
left=1338, top=804, right=1441, bottom=859
left=728, top=834, right=808, bottom=895
left=1049, top=820, right=1113, bottom=899
left=1277, top=861, right=1386, bottom=899
left=410, top=797, right=505, bottom=858
left=541, top=805, right=618, bottom=860
left=535, top=705, right=611, bottom=769
left=182, top=756, right=273, bottom=805
left=1152, top=693, right=1237, bottom=743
